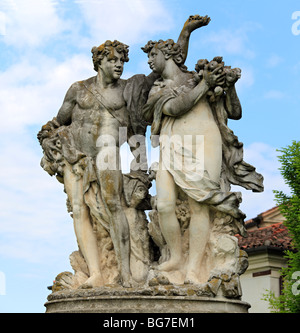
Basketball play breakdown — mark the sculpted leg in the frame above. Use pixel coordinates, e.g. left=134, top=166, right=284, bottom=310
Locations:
left=184, top=134, right=221, bottom=284
left=156, top=168, right=182, bottom=272
left=97, top=165, right=132, bottom=287
left=73, top=204, right=103, bottom=288
left=63, top=164, right=103, bottom=288
left=185, top=199, right=210, bottom=284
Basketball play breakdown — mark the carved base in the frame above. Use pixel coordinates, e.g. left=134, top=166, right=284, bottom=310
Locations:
left=45, top=288, right=250, bottom=313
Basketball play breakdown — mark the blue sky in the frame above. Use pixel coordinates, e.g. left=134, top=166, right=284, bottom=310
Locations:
left=0, top=0, right=299, bottom=313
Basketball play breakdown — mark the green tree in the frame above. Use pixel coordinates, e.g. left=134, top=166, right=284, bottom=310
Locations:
left=265, top=141, right=300, bottom=312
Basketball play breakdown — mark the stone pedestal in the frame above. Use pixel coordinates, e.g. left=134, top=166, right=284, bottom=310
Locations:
left=45, top=288, right=250, bottom=313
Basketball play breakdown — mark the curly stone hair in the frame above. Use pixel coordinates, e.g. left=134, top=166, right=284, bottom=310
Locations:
left=142, top=39, right=186, bottom=69
left=91, top=40, right=129, bottom=72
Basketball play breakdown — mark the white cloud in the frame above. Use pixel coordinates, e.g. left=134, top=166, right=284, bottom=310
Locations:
left=0, top=0, right=175, bottom=135
left=201, top=22, right=260, bottom=59
left=76, top=0, right=174, bottom=46
left=0, top=53, right=93, bottom=133
left=0, top=51, right=94, bottom=264
left=2, top=0, right=69, bottom=47
left=0, top=134, right=76, bottom=263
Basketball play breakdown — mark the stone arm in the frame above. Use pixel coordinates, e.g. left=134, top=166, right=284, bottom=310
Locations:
left=162, top=68, right=223, bottom=117
left=224, top=85, right=242, bottom=120
left=162, top=80, right=209, bottom=117
left=56, top=83, right=77, bottom=126
left=177, top=15, right=211, bottom=64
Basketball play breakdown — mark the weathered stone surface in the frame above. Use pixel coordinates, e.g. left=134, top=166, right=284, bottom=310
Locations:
left=45, top=287, right=250, bottom=313
left=38, top=14, right=263, bottom=312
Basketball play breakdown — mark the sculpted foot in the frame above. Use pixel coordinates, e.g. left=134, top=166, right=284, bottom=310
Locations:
left=80, top=273, right=103, bottom=288
left=157, top=258, right=182, bottom=272
left=121, top=272, right=133, bottom=288
left=121, top=277, right=133, bottom=288
left=122, top=280, right=132, bottom=288
left=184, top=271, right=201, bottom=285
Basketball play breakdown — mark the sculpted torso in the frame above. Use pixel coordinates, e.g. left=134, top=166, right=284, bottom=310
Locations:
left=155, top=75, right=222, bottom=183
left=57, top=78, right=128, bottom=158
left=169, top=91, right=219, bottom=137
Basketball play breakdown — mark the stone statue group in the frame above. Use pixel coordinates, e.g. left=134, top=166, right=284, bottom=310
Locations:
left=38, top=15, right=263, bottom=299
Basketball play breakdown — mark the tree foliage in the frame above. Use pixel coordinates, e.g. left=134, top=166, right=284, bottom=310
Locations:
left=265, top=141, right=300, bottom=312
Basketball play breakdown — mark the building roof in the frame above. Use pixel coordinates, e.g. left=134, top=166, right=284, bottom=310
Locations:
left=244, top=206, right=285, bottom=231
left=237, top=206, right=294, bottom=253
left=238, top=222, right=294, bottom=252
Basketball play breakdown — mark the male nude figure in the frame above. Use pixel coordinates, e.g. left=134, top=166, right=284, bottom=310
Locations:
left=56, top=40, right=132, bottom=287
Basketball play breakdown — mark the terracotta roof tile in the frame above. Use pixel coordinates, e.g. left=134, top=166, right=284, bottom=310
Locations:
left=238, top=222, right=293, bottom=252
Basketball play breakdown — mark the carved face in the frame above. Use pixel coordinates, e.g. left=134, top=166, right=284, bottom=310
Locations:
left=131, top=184, right=147, bottom=206
left=148, top=48, right=165, bottom=74
left=98, top=48, right=124, bottom=80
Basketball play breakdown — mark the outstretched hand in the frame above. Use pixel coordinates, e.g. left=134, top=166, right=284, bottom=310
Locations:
left=183, top=15, right=211, bottom=33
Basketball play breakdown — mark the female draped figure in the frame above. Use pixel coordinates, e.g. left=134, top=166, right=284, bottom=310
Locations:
left=142, top=38, right=263, bottom=284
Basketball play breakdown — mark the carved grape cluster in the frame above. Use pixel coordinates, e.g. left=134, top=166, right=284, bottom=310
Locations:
left=195, top=57, right=241, bottom=103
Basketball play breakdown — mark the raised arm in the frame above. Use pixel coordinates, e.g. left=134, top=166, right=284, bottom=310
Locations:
left=56, top=83, right=77, bottom=126
left=177, top=15, right=211, bottom=65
